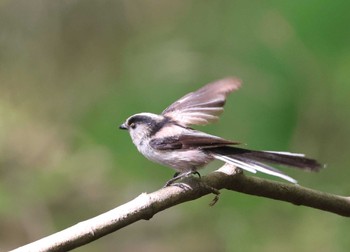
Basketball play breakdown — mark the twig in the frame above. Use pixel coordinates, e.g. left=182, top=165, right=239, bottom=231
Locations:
left=10, top=165, right=350, bottom=252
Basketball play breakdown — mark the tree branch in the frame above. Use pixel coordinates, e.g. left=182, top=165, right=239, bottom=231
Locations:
left=11, top=165, right=350, bottom=252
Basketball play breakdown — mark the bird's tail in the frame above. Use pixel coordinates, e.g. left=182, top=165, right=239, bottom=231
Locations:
left=210, top=146, right=322, bottom=183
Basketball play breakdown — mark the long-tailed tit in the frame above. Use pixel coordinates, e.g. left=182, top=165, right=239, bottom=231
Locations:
left=120, top=78, right=321, bottom=186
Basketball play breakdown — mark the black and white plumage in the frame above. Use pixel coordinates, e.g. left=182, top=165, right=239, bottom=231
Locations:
left=120, top=78, right=321, bottom=185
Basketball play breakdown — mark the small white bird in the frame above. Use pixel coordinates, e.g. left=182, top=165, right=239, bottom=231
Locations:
left=120, top=78, right=321, bottom=186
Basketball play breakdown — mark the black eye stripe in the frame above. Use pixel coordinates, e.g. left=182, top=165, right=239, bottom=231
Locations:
left=127, top=115, right=155, bottom=126
left=126, top=115, right=171, bottom=136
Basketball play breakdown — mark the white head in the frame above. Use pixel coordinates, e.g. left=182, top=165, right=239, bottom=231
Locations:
left=119, top=113, right=167, bottom=146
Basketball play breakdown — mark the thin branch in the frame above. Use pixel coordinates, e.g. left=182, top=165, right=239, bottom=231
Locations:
left=11, top=165, right=350, bottom=252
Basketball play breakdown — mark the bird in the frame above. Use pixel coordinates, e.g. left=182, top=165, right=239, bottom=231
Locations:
left=119, top=77, right=322, bottom=186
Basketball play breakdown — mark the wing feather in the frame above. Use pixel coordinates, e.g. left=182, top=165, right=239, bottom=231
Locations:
left=162, top=77, right=241, bottom=126
left=149, top=131, right=239, bottom=150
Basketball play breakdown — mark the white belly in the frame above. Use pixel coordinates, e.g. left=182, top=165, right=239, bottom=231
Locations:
left=136, top=142, right=213, bottom=172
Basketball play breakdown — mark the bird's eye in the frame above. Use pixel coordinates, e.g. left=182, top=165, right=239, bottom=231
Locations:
left=130, top=123, right=136, bottom=129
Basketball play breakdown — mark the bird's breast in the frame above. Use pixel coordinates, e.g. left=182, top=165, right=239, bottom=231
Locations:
left=136, top=142, right=213, bottom=172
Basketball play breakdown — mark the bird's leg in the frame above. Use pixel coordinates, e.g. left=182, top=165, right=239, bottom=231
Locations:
left=163, top=170, right=201, bottom=187
left=164, top=171, right=220, bottom=206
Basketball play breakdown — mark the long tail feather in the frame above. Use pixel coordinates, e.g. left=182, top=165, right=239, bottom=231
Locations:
left=210, top=146, right=322, bottom=183
left=212, top=146, right=322, bottom=171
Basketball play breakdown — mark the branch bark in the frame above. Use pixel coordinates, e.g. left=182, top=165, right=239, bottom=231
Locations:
left=11, top=165, right=350, bottom=252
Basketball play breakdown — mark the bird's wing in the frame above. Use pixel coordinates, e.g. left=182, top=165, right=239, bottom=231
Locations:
left=149, top=131, right=239, bottom=150
left=161, top=77, right=241, bottom=127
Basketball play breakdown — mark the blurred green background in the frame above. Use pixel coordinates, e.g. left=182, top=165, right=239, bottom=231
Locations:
left=1, top=0, right=349, bottom=251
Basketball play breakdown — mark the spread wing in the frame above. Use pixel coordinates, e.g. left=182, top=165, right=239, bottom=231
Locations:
left=149, top=131, right=239, bottom=150
left=162, top=77, right=241, bottom=127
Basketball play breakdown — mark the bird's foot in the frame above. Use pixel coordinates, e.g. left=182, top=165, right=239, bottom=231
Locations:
left=163, top=171, right=219, bottom=206
left=163, top=171, right=201, bottom=188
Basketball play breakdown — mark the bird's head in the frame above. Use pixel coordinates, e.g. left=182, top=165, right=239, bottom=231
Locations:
left=119, top=113, right=166, bottom=145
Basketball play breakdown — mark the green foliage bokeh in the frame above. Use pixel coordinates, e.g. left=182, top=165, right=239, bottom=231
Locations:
left=1, top=0, right=349, bottom=251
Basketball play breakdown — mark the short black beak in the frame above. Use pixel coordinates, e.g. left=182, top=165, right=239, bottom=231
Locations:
left=119, top=123, right=128, bottom=130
